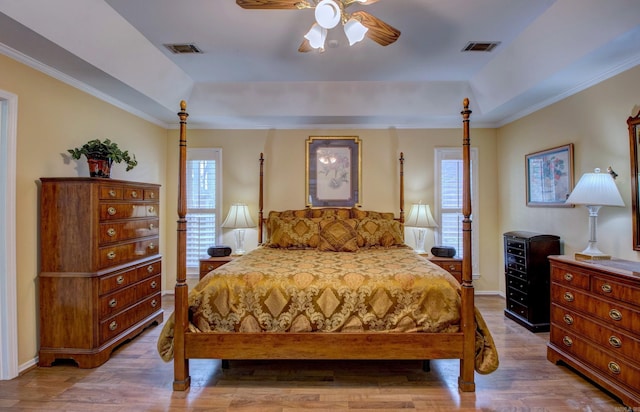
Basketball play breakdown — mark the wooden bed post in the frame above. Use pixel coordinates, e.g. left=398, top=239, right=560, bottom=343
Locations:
left=399, top=152, right=405, bottom=223
left=458, top=97, right=476, bottom=392
left=258, top=153, right=264, bottom=244
left=173, top=100, right=191, bottom=391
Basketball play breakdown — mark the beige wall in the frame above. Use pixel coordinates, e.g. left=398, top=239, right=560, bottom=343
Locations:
left=0, top=54, right=167, bottom=367
left=496, top=65, right=640, bottom=293
left=163, top=127, right=501, bottom=292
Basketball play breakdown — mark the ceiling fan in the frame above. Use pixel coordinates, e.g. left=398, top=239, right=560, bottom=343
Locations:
left=236, top=0, right=401, bottom=52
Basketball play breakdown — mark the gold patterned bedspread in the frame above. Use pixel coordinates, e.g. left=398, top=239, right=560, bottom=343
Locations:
left=157, top=247, right=499, bottom=374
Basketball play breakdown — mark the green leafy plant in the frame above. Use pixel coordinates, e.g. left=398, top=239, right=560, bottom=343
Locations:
left=67, top=138, right=138, bottom=171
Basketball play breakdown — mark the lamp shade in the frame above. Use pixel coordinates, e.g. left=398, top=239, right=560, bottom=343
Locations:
left=566, top=168, right=624, bottom=207
left=221, top=203, right=256, bottom=229
left=405, top=203, right=439, bottom=228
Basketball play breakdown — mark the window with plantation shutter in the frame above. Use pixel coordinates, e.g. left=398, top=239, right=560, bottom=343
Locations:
left=186, top=148, right=221, bottom=275
left=434, top=148, right=479, bottom=275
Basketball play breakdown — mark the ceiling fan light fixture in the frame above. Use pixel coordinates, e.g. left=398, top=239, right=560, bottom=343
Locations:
left=344, top=18, right=368, bottom=46
left=304, top=23, right=327, bottom=50
left=315, top=0, right=341, bottom=29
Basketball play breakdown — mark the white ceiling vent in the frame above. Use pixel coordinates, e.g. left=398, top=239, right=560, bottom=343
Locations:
left=462, top=42, right=500, bottom=52
left=164, top=43, right=203, bottom=54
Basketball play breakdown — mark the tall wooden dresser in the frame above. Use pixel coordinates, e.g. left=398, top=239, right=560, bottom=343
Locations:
left=503, top=231, right=560, bottom=332
left=38, top=178, right=164, bottom=368
left=547, top=256, right=640, bottom=407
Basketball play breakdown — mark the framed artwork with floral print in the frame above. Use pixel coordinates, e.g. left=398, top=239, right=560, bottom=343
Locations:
left=526, top=143, right=574, bottom=207
left=306, top=136, right=361, bottom=208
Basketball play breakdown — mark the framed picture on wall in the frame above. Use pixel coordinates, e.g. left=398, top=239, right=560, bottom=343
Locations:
left=525, top=143, right=574, bottom=207
left=306, top=136, right=361, bottom=207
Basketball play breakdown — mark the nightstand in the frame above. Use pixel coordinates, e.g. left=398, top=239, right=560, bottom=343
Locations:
left=199, top=256, right=234, bottom=279
left=427, top=256, right=462, bottom=284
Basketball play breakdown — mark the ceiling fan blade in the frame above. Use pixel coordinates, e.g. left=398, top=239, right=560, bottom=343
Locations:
left=236, top=0, right=309, bottom=9
left=351, top=10, right=400, bottom=46
left=298, top=38, right=314, bottom=53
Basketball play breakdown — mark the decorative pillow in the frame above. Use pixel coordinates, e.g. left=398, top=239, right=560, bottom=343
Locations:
left=267, top=216, right=320, bottom=249
left=357, top=218, right=405, bottom=248
left=266, top=210, right=310, bottom=240
left=309, top=208, right=351, bottom=220
left=351, top=208, right=395, bottom=220
left=318, top=218, right=359, bottom=252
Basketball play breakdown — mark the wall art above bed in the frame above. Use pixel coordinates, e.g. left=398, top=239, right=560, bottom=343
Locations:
left=525, top=143, right=574, bottom=207
left=306, top=136, right=362, bottom=208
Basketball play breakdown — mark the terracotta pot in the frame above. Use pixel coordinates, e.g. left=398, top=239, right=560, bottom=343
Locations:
left=87, top=158, right=113, bottom=178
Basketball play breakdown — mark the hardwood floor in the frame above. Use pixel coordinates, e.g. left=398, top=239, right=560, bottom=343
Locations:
left=0, top=295, right=629, bottom=411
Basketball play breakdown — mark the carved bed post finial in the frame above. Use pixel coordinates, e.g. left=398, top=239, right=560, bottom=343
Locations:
left=258, top=153, right=264, bottom=244
left=399, top=152, right=405, bottom=223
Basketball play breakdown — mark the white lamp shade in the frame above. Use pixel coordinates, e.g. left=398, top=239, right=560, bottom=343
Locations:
left=304, top=23, right=327, bottom=50
left=566, top=168, right=624, bottom=207
left=405, top=204, right=439, bottom=228
left=221, top=203, right=256, bottom=229
left=344, top=18, right=369, bottom=46
left=315, top=0, right=341, bottom=29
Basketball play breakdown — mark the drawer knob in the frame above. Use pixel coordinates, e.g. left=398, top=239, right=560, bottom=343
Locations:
left=148, top=243, right=156, bottom=251
left=151, top=299, right=158, bottom=308
left=609, top=309, right=622, bottom=321
left=109, top=189, right=116, bottom=197
left=448, top=264, right=455, bottom=271
left=150, top=281, right=157, bottom=289
left=131, top=190, right=138, bottom=198
left=148, top=206, right=155, bottom=214
left=149, top=223, right=155, bottom=230
left=107, top=251, right=116, bottom=260
left=607, top=361, right=621, bottom=375
left=149, top=192, right=155, bottom=199
left=562, top=336, right=573, bottom=347
left=600, top=283, right=612, bottom=293
left=563, top=314, right=574, bottom=325
left=109, top=298, right=117, bottom=308
left=116, top=275, right=125, bottom=285
left=608, top=336, right=622, bottom=348
left=147, top=265, right=154, bottom=273
left=563, top=291, right=574, bottom=302
left=563, top=273, right=573, bottom=282
left=207, top=265, right=214, bottom=271
left=109, top=321, right=118, bottom=331
left=107, top=207, right=117, bottom=216
left=107, top=228, right=116, bottom=237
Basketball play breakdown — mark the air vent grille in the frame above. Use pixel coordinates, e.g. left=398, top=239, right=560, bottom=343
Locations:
left=462, top=42, right=500, bottom=52
left=164, top=43, right=202, bottom=54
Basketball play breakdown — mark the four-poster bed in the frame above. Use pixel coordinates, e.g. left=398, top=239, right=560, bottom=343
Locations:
left=157, top=98, right=498, bottom=392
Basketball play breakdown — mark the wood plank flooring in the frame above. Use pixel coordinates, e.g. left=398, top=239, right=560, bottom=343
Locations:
left=0, top=295, right=630, bottom=411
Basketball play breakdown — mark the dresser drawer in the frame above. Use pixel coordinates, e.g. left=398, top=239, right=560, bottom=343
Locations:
left=123, top=187, right=145, bottom=201
left=138, top=259, right=162, bottom=280
left=552, top=284, right=640, bottom=335
left=99, top=266, right=138, bottom=295
left=592, top=276, right=640, bottom=308
left=506, top=274, right=528, bottom=292
left=144, top=188, right=159, bottom=201
left=98, top=238, right=159, bottom=269
left=551, top=265, right=590, bottom=290
left=551, top=304, right=640, bottom=362
left=99, top=185, right=123, bottom=200
left=99, top=286, right=137, bottom=319
left=99, top=219, right=159, bottom=244
left=99, top=203, right=159, bottom=220
left=550, top=326, right=640, bottom=391
left=136, top=274, right=161, bottom=299
left=506, top=299, right=528, bottom=319
left=100, top=293, right=161, bottom=343
left=507, top=286, right=529, bottom=307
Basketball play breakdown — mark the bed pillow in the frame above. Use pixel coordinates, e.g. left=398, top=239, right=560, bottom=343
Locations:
left=357, top=217, right=405, bottom=248
left=267, top=216, right=320, bottom=249
left=266, top=210, right=310, bottom=240
left=318, top=218, right=359, bottom=252
left=309, top=208, right=352, bottom=220
left=351, top=208, right=395, bottom=220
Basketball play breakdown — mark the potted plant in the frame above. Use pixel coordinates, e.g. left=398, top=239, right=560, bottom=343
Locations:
left=68, top=138, right=138, bottom=178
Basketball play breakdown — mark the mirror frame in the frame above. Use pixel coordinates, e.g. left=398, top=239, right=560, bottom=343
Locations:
left=628, top=111, right=640, bottom=251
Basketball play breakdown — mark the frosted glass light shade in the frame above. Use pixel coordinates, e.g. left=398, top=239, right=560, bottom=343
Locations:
left=315, top=0, right=341, bottom=29
left=344, top=18, right=368, bottom=46
left=566, top=168, right=624, bottom=207
left=304, top=23, right=327, bottom=50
